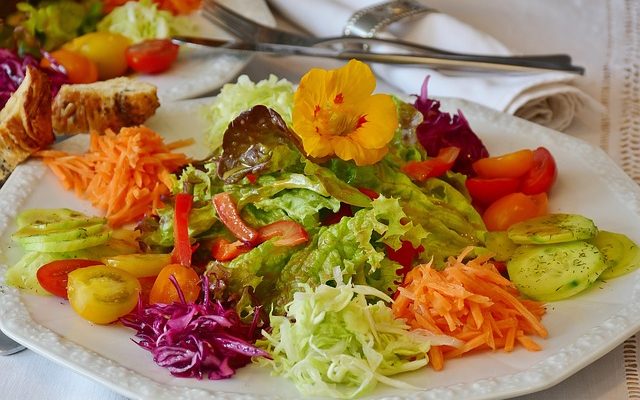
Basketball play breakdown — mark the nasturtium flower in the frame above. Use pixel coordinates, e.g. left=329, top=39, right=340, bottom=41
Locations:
left=292, top=59, right=398, bottom=166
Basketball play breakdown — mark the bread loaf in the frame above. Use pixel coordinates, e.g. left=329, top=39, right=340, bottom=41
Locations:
left=0, top=65, right=54, bottom=181
left=51, top=77, right=160, bottom=135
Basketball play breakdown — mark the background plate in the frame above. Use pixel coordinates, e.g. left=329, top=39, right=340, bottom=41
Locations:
left=135, top=0, right=275, bottom=102
left=1, top=97, right=640, bottom=400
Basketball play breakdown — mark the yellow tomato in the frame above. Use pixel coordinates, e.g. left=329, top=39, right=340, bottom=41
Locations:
left=67, top=265, right=141, bottom=324
left=63, top=32, right=131, bottom=80
left=41, top=49, right=99, bottom=84
left=101, top=253, right=171, bottom=278
left=149, top=263, right=201, bottom=305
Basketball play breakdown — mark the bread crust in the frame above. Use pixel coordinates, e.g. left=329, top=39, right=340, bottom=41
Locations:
left=51, top=77, right=160, bottom=135
left=0, top=65, right=54, bottom=181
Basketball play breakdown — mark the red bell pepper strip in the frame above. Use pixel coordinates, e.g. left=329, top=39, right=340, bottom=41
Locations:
left=172, top=192, right=193, bottom=267
left=213, top=192, right=259, bottom=244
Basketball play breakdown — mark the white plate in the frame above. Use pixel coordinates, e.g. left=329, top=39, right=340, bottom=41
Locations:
left=135, top=0, right=275, bottom=102
left=1, top=97, right=640, bottom=400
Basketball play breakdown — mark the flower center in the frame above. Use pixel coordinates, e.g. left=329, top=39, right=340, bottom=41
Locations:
left=313, top=97, right=364, bottom=137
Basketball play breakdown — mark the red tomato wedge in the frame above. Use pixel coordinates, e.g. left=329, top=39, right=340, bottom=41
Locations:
left=36, top=259, right=104, bottom=298
left=386, top=241, right=424, bottom=276
left=211, top=237, right=251, bottom=261
left=402, top=147, right=460, bottom=181
left=213, top=192, right=259, bottom=244
left=472, top=149, right=534, bottom=179
left=483, top=192, right=548, bottom=231
left=258, top=220, right=309, bottom=247
left=466, top=177, right=521, bottom=206
left=125, top=39, right=179, bottom=74
left=521, top=147, right=558, bottom=194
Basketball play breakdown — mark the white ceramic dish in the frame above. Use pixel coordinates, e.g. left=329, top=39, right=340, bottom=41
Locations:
left=1, top=97, right=640, bottom=400
left=136, top=0, right=275, bottom=102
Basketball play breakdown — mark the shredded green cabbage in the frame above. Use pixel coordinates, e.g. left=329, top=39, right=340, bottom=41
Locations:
left=97, top=0, right=194, bottom=43
left=202, top=74, right=294, bottom=151
left=258, top=283, right=431, bottom=399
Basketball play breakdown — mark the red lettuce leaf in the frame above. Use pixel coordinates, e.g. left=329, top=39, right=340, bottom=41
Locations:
left=413, top=77, right=489, bottom=176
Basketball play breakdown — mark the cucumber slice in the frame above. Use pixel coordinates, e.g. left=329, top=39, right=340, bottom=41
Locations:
left=485, top=231, right=519, bottom=262
left=507, top=241, right=607, bottom=301
left=16, top=208, right=106, bottom=232
left=13, top=223, right=106, bottom=244
left=591, top=231, right=640, bottom=279
left=22, top=229, right=112, bottom=253
left=507, top=213, right=598, bottom=245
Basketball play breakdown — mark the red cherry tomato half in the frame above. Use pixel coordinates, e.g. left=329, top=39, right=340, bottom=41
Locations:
left=125, top=39, right=179, bottom=74
left=402, top=146, right=460, bottom=181
left=36, top=259, right=104, bottom=298
left=472, top=149, right=535, bottom=179
left=466, top=177, right=521, bottom=207
left=521, top=147, right=558, bottom=195
left=258, top=220, right=309, bottom=247
left=482, top=192, right=548, bottom=231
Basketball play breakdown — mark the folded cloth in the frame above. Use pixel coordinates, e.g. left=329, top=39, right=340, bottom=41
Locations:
left=269, top=0, right=599, bottom=131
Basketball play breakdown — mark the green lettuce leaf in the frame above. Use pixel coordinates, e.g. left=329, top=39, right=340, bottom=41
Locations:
left=97, top=0, right=194, bottom=43
left=258, top=283, right=431, bottom=399
left=272, top=197, right=420, bottom=311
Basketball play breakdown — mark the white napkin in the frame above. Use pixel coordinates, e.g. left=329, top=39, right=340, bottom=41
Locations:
left=269, top=0, right=599, bottom=131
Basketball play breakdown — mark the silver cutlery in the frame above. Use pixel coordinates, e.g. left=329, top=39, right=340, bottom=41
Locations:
left=200, top=1, right=583, bottom=74
left=0, top=329, right=25, bottom=356
left=173, top=36, right=585, bottom=74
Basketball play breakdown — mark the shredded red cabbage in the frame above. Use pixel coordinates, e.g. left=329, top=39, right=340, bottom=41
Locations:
left=120, top=275, right=270, bottom=380
left=0, top=49, right=68, bottom=109
left=414, top=77, right=489, bottom=176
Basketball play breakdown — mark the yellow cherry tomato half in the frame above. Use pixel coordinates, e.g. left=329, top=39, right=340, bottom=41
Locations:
left=472, top=149, right=535, bottom=179
left=67, top=265, right=141, bottom=324
left=63, top=32, right=131, bottom=80
left=101, top=253, right=172, bottom=278
left=40, top=49, right=98, bottom=84
left=149, top=263, right=201, bottom=305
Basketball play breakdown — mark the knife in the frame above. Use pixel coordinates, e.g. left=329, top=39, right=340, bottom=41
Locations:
left=171, top=36, right=585, bottom=75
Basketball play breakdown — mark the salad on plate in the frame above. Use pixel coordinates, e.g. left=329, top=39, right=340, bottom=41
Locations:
left=3, top=59, right=640, bottom=399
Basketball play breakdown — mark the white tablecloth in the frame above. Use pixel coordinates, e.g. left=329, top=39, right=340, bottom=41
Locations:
left=2, top=0, right=639, bottom=399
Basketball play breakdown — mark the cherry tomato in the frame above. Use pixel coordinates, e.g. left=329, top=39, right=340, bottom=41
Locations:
left=40, top=49, right=98, bottom=84
left=213, top=192, right=259, bottom=244
left=64, top=32, right=131, bottom=80
left=126, top=39, right=180, bottom=74
left=386, top=241, right=424, bottom=276
left=482, top=192, right=548, bottom=231
left=149, top=263, right=201, bottom=305
left=521, top=147, right=558, bottom=195
left=466, top=177, right=521, bottom=206
left=357, top=187, right=380, bottom=200
left=322, top=203, right=353, bottom=226
left=258, top=220, right=309, bottom=246
left=211, top=237, right=250, bottom=261
left=402, top=147, right=460, bottom=181
left=101, top=253, right=172, bottom=278
left=137, top=276, right=157, bottom=306
left=36, top=259, right=104, bottom=298
left=472, top=149, right=535, bottom=179
left=67, top=265, right=141, bottom=324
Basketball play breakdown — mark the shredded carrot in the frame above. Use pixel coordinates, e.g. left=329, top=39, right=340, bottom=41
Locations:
left=392, top=246, right=547, bottom=370
left=35, top=126, right=193, bottom=227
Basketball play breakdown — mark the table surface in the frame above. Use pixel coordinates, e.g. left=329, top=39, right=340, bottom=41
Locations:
left=2, top=0, right=639, bottom=399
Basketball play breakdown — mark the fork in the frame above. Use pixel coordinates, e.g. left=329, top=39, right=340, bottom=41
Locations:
left=201, top=1, right=578, bottom=70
